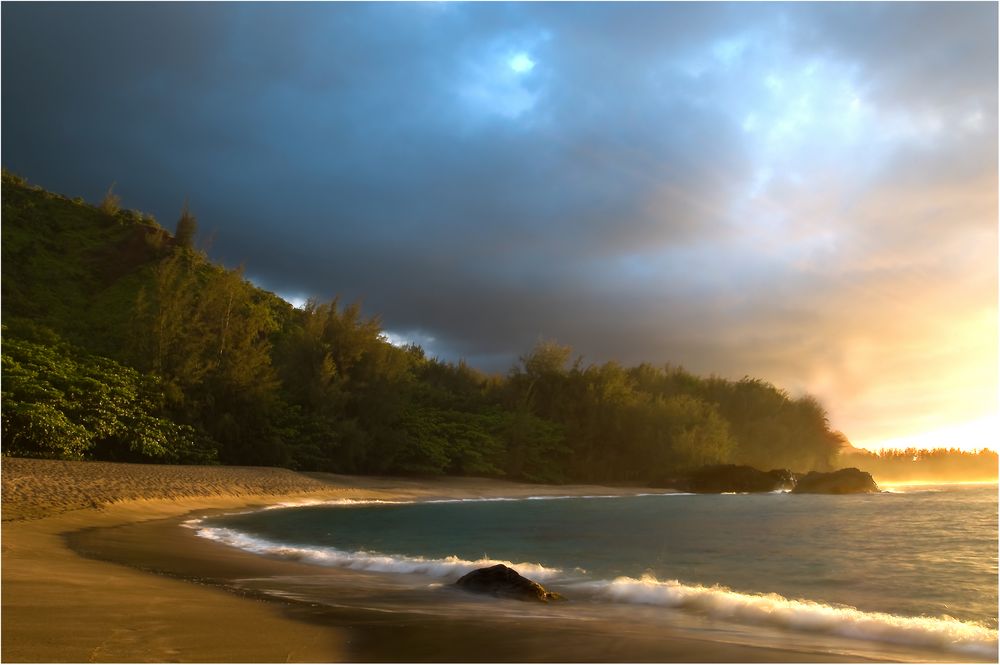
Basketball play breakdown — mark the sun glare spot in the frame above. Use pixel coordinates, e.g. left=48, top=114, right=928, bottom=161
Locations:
left=509, top=52, right=535, bottom=73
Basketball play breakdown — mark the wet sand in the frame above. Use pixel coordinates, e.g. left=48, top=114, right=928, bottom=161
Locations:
left=0, top=458, right=956, bottom=662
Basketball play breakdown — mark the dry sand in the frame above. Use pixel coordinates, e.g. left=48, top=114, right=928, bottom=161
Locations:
left=1, top=458, right=914, bottom=663
left=3, top=459, right=363, bottom=662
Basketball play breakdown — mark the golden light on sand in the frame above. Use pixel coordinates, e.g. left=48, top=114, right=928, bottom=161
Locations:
left=858, top=414, right=1000, bottom=453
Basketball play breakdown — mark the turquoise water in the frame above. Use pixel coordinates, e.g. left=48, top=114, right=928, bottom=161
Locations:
left=195, top=484, right=998, bottom=657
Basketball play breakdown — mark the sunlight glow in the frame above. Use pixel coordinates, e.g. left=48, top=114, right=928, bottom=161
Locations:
left=509, top=52, right=535, bottom=73
left=458, top=47, right=540, bottom=119
left=860, top=414, right=1000, bottom=453
left=381, top=331, right=413, bottom=348
left=277, top=293, right=308, bottom=310
left=381, top=330, right=439, bottom=354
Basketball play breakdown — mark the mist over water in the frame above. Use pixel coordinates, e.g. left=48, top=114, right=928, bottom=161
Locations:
left=198, top=485, right=998, bottom=658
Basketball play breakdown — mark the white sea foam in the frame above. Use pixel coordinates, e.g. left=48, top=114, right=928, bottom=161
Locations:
left=423, top=493, right=685, bottom=504
left=189, top=492, right=995, bottom=657
left=221, top=493, right=687, bottom=514
left=636, top=492, right=696, bottom=496
left=591, top=575, right=998, bottom=657
left=261, top=498, right=410, bottom=509
left=180, top=498, right=412, bottom=526
left=193, top=526, right=563, bottom=581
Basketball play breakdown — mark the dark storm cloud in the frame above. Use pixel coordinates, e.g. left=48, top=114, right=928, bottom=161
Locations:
left=3, top=2, right=996, bottom=444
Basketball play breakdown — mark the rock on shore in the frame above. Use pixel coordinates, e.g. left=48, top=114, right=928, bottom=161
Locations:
left=672, top=464, right=796, bottom=493
left=655, top=464, right=880, bottom=494
left=791, top=467, right=879, bottom=494
left=455, top=564, right=564, bottom=602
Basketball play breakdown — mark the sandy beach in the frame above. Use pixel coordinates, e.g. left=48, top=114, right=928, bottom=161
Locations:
left=0, top=458, right=967, bottom=663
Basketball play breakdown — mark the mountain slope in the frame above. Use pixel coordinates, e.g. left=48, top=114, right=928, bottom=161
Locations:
left=2, top=171, right=847, bottom=479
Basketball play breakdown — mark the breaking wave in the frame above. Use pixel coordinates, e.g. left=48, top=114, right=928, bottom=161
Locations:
left=591, top=575, right=998, bottom=657
left=424, top=492, right=690, bottom=503
left=252, top=493, right=688, bottom=511
left=191, top=525, right=563, bottom=581
left=190, top=490, right=997, bottom=659
left=192, top=521, right=996, bottom=657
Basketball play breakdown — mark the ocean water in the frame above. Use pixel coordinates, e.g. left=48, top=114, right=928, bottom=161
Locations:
left=191, top=484, right=998, bottom=659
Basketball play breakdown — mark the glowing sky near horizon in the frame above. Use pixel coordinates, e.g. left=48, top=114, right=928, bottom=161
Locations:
left=860, top=415, right=999, bottom=454
left=2, top=2, right=996, bottom=452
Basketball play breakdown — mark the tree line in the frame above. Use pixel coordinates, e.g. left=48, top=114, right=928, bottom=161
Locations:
left=838, top=447, right=998, bottom=483
left=2, top=171, right=845, bottom=482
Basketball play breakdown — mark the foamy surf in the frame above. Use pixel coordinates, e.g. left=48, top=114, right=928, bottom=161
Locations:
left=190, top=488, right=997, bottom=659
left=591, top=574, right=998, bottom=657
left=210, top=493, right=687, bottom=515
left=423, top=493, right=688, bottom=503
left=193, top=520, right=996, bottom=658
left=192, top=525, right=563, bottom=581
left=260, top=498, right=409, bottom=509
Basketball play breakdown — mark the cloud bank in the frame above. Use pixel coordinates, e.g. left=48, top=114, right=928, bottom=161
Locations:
left=3, top=2, right=996, bottom=447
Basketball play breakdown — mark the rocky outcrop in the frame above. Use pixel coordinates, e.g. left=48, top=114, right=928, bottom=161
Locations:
left=673, top=464, right=797, bottom=493
left=791, top=467, right=879, bottom=494
left=455, top=564, right=564, bottom=602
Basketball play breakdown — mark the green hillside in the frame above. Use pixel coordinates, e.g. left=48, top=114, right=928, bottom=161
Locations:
left=4, top=174, right=159, bottom=355
left=2, top=171, right=846, bottom=479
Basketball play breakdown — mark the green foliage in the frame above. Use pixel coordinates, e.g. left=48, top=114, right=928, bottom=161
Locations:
left=129, top=249, right=284, bottom=465
left=497, top=407, right=568, bottom=483
left=1, top=172, right=848, bottom=482
left=175, top=200, right=197, bottom=248
left=1, top=331, right=215, bottom=463
left=2, top=171, right=165, bottom=358
left=840, top=447, right=998, bottom=482
left=2, top=401, right=92, bottom=460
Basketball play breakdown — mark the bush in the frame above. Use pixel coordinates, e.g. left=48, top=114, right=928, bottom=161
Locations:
left=99, top=182, right=121, bottom=216
left=2, top=400, right=92, bottom=459
left=1, top=332, right=217, bottom=463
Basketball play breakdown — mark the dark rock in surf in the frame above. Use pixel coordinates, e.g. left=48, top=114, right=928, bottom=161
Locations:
left=765, top=468, right=797, bottom=489
left=791, top=467, right=879, bottom=494
left=674, top=464, right=797, bottom=493
left=455, top=564, right=564, bottom=602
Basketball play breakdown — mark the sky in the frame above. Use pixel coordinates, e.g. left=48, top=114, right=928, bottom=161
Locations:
left=2, top=2, right=997, bottom=452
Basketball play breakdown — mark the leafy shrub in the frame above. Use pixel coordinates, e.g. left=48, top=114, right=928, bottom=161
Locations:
left=1, top=401, right=92, bottom=459
left=1, top=332, right=216, bottom=463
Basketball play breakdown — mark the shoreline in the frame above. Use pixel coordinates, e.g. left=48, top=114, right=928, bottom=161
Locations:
left=1, top=458, right=990, bottom=662
left=3, top=458, right=705, bottom=663
left=70, top=510, right=884, bottom=664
